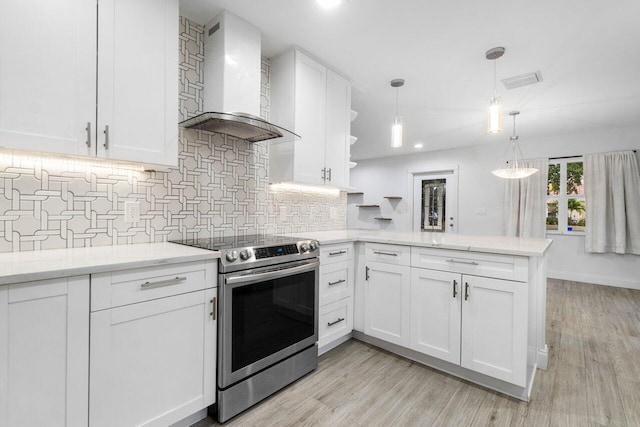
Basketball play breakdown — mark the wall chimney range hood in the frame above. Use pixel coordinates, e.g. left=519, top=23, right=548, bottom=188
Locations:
left=179, top=10, right=299, bottom=143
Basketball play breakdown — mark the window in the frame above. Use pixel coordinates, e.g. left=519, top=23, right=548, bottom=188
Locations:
left=546, top=157, right=585, bottom=234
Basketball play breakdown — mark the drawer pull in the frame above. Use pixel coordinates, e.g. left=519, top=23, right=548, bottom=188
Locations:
left=446, top=259, right=479, bottom=266
left=465, top=282, right=470, bottom=301
left=373, top=251, right=398, bottom=257
left=453, top=279, right=458, bottom=298
left=140, top=276, right=187, bottom=289
left=328, top=279, right=346, bottom=286
left=329, top=250, right=347, bottom=256
left=327, top=317, right=345, bottom=327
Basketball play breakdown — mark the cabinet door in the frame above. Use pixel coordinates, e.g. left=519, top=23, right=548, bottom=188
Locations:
left=293, top=52, right=326, bottom=185
left=324, top=69, right=351, bottom=188
left=89, top=288, right=216, bottom=427
left=97, top=0, right=179, bottom=166
left=364, top=262, right=410, bottom=347
left=461, top=275, right=527, bottom=386
left=0, top=0, right=96, bottom=157
left=410, top=269, right=461, bottom=364
left=0, top=277, right=89, bottom=427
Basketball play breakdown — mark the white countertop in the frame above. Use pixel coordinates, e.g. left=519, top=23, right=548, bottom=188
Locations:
left=0, top=242, right=220, bottom=285
left=289, top=230, right=552, bottom=257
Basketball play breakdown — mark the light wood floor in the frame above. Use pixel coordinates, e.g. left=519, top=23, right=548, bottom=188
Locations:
left=195, top=279, right=640, bottom=426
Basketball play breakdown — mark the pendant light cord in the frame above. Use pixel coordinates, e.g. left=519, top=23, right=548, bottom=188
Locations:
left=493, top=59, right=497, bottom=97
left=395, top=86, right=399, bottom=118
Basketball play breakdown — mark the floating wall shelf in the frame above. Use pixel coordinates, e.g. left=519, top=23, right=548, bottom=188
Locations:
left=356, top=204, right=380, bottom=208
left=347, top=192, right=364, bottom=195
left=384, top=196, right=403, bottom=200
left=374, top=217, right=392, bottom=221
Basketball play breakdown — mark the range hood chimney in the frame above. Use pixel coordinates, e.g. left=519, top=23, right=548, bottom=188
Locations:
left=179, top=10, right=299, bottom=143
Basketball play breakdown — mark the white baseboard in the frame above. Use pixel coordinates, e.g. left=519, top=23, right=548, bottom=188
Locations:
left=537, top=345, right=548, bottom=370
left=169, top=408, right=208, bottom=427
left=548, top=270, right=640, bottom=290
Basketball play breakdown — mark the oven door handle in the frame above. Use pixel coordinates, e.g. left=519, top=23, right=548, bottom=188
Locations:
left=225, top=262, right=318, bottom=285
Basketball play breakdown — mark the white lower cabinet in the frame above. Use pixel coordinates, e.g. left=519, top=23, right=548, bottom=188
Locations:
left=89, top=263, right=216, bottom=427
left=460, top=275, right=527, bottom=386
left=410, top=268, right=461, bottom=364
left=409, top=267, right=528, bottom=387
left=364, top=261, right=411, bottom=347
left=0, top=277, right=90, bottom=427
left=318, top=243, right=354, bottom=352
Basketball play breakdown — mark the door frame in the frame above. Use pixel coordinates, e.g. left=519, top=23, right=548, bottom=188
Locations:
left=408, top=167, right=459, bottom=233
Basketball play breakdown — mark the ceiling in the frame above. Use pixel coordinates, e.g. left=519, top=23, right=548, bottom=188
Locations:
left=180, top=0, right=640, bottom=161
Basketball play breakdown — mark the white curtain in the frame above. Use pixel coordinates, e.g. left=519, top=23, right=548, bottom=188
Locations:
left=503, top=158, right=549, bottom=238
left=584, top=151, right=640, bottom=255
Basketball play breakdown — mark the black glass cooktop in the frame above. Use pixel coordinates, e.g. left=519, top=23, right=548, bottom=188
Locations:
left=169, top=234, right=306, bottom=251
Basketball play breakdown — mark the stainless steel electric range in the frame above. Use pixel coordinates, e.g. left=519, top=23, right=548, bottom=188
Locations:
left=170, top=234, right=320, bottom=423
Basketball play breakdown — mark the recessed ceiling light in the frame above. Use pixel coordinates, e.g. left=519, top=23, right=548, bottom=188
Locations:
left=316, top=0, right=342, bottom=9
left=414, top=143, right=424, bottom=149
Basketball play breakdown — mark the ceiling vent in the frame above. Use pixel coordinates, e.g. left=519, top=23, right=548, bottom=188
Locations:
left=501, top=71, right=543, bottom=90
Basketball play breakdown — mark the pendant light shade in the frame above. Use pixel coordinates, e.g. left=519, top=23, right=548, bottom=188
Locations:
left=491, top=111, right=539, bottom=179
left=390, top=78, right=404, bottom=148
left=486, top=47, right=505, bottom=134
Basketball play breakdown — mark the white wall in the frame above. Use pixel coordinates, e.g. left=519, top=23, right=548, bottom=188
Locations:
left=349, top=125, right=640, bottom=289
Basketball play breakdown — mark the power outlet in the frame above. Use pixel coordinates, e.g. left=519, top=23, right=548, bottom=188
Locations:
left=124, top=201, right=140, bottom=223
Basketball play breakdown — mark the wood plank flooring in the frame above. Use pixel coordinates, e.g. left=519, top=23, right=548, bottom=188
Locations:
left=194, top=279, right=640, bottom=426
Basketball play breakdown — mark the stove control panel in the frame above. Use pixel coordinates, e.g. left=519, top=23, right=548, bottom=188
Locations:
left=254, top=244, right=299, bottom=259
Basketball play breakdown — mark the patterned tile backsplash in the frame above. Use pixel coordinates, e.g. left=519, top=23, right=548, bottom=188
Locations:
left=0, top=17, right=346, bottom=253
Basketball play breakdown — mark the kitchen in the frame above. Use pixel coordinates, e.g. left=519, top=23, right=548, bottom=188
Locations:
left=0, top=1, right=639, bottom=424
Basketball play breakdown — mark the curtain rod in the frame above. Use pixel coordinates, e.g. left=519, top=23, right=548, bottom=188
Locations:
left=550, top=150, right=636, bottom=161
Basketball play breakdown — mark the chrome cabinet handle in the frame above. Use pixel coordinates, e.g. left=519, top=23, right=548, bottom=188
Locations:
left=86, top=122, right=92, bottom=148
left=327, top=317, right=345, bottom=327
left=327, top=168, right=332, bottom=182
left=446, top=259, right=479, bottom=266
left=373, top=251, right=398, bottom=257
left=365, top=266, right=370, bottom=281
left=465, top=282, right=470, bottom=301
left=329, top=250, right=347, bottom=256
left=328, top=279, right=346, bottom=286
left=453, top=279, right=458, bottom=298
left=210, top=297, right=216, bottom=320
left=103, top=125, right=110, bottom=149
left=140, top=276, right=187, bottom=289
left=321, top=167, right=326, bottom=181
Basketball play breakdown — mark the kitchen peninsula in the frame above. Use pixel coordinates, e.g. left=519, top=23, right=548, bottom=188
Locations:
left=291, top=229, right=551, bottom=401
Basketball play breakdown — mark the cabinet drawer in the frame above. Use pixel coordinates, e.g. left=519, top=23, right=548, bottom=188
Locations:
left=91, top=260, right=217, bottom=311
left=319, top=296, right=353, bottom=348
left=319, top=260, right=354, bottom=306
left=320, top=243, right=354, bottom=265
left=365, top=243, right=411, bottom=266
left=411, top=247, right=527, bottom=282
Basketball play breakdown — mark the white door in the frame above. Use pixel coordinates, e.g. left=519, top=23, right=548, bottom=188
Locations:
left=324, top=69, right=351, bottom=188
left=293, top=51, right=327, bottom=185
left=0, top=277, right=89, bottom=427
left=0, top=0, right=96, bottom=157
left=89, top=288, right=216, bottom=427
left=410, top=269, right=461, bottom=364
left=97, top=0, right=179, bottom=166
left=412, top=170, right=458, bottom=233
left=364, top=261, right=410, bottom=347
left=460, top=275, right=527, bottom=387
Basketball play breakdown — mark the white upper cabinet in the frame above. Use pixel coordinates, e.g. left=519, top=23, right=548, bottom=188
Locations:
left=97, top=0, right=179, bottom=166
left=0, top=0, right=179, bottom=167
left=0, top=0, right=96, bottom=157
left=270, top=48, right=351, bottom=188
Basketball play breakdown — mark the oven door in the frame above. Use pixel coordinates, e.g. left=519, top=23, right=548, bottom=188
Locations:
left=218, top=258, right=319, bottom=389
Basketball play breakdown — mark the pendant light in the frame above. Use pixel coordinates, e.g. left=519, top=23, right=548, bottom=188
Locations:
left=491, top=111, right=539, bottom=179
left=486, top=47, right=505, bottom=134
left=390, top=78, right=404, bottom=148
